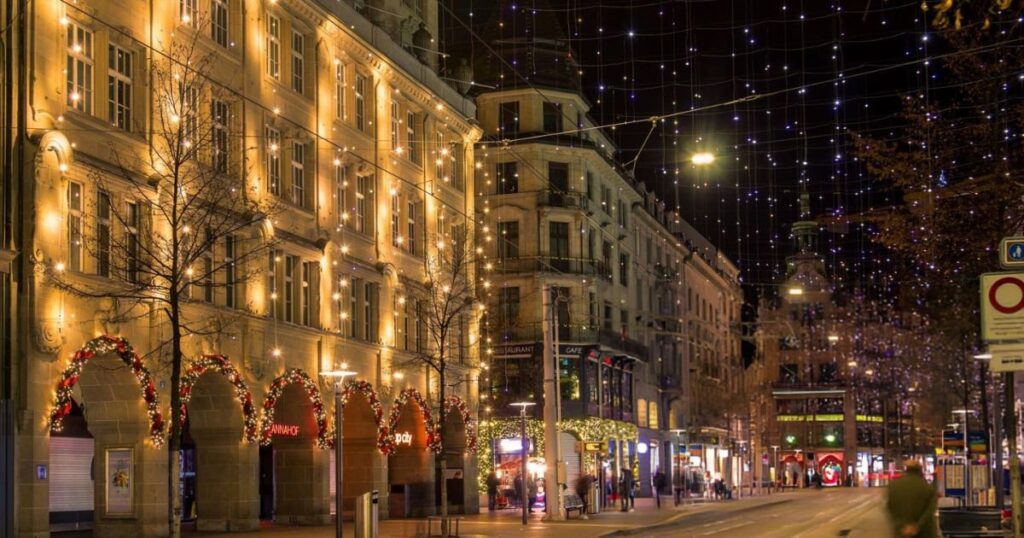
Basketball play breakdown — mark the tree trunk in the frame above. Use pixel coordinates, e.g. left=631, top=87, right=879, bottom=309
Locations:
left=167, top=302, right=183, bottom=538
left=439, top=343, right=448, bottom=537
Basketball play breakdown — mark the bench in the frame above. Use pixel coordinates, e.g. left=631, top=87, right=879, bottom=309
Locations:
left=427, top=515, right=464, bottom=537
left=564, top=493, right=585, bottom=519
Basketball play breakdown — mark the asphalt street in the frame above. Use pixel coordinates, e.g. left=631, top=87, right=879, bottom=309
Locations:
left=639, top=488, right=888, bottom=538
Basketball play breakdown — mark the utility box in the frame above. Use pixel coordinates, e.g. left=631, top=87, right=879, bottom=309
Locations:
left=354, top=490, right=379, bottom=538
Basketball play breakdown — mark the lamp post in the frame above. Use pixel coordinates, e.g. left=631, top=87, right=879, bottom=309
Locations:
left=510, top=402, right=536, bottom=526
left=771, top=445, right=780, bottom=492
left=321, top=366, right=357, bottom=538
left=670, top=429, right=685, bottom=506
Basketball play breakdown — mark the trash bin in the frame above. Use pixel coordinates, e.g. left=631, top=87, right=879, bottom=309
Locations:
left=588, top=482, right=599, bottom=514
left=355, top=490, right=379, bottom=538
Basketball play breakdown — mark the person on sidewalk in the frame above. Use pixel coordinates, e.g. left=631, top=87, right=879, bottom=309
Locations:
left=486, top=472, right=500, bottom=511
left=653, top=469, right=667, bottom=508
left=527, top=475, right=538, bottom=513
left=514, top=474, right=524, bottom=508
left=886, top=459, right=937, bottom=538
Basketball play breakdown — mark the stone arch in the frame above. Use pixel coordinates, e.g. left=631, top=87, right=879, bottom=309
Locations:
left=332, top=380, right=389, bottom=518
left=47, top=336, right=166, bottom=536
left=259, top=368, right=330, bottom=448
left=387, top=387, right=437, bottom=518
left=442, top=395, right=477, bottom=453
left=50, top=335, right=164, bottom=445
left=180, top=354, right=258, bottom=443
left=38, top=130, right=74, bottom=170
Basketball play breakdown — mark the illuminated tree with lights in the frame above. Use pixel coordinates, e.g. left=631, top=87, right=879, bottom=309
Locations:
left=399, top=223, right=480, bottom=531
left=47, top=27, right=276, bottom=538
left=853, top=14, right=1024, bottom=430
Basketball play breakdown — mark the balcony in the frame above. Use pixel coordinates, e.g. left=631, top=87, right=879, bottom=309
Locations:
left=598, top=328, right=650, bottom=361
left=537, top=190, right=590, bottom=211
left=494, top=256, right=602, bottom=276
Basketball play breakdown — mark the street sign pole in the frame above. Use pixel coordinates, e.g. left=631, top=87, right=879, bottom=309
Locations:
left=1007, top=372, right=1022, bottom=538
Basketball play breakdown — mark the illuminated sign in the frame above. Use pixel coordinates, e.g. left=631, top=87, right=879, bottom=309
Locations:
left=776, top=414, right=883, bottom=423
left=498, top=438, right=532, bottom=454
left=637, top=443, right=649, bottom=455
left=582, top=441, right=607, bottom=452
left=269, top=423, right=301, bottom=437
left=394, top=431, right=413, bottom=446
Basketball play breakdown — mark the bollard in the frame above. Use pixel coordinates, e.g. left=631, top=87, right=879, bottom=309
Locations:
left=355, top=490, right=379, bottom=538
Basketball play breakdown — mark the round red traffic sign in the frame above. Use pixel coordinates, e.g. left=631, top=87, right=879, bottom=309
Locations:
left=988, top=276, right=1024, bottom=314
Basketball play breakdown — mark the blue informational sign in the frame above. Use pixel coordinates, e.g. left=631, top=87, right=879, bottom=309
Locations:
left=1000, top=238, right=1024, bottom=268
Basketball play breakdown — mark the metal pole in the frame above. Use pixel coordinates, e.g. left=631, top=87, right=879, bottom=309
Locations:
left=996, top=370, right=1005, bottom=509
left=335, top=385, right=344, bottom=538
left=521, top=407, right=529, bottom=526
left=1006, top=372, right=1021, bottom=538
left=964, top=412, right=971, bottom=507
left=542, top=286, right=564, bottom=520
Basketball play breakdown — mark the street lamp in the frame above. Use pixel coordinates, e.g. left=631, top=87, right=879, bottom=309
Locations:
left=510, top=402, right=536, bottom=526
left=321, top=366, right=357, bottom=538
left=691, top=152, right=715, bottom=166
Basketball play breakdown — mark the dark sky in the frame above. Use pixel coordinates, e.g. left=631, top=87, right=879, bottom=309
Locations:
left=441, top=0, right=949, bottom=299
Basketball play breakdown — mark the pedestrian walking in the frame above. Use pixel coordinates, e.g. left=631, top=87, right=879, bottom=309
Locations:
left=527, top=475, right=538, bottom=513
left=886, top=460, right=937, bottom=538
left=486, top=472, right=500, bottom=511
left=653, top=469, right=667, bottom=508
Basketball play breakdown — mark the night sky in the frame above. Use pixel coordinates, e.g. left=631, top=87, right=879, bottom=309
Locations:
left=440, top=0, right=1012, bottom=303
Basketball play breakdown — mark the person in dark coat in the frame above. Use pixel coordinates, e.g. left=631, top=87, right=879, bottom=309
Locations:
left=653, top=470, right=667, bottom=508
left=527, top=476, right=538, bottom=513
left=886, top=460, right=937, bottom=538
left=486, top=472, right=500, bottom=511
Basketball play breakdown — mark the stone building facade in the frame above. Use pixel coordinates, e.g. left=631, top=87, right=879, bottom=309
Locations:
left=3, top=0, right=483, bottom=535
left=473, top=84, right=744, bottom=498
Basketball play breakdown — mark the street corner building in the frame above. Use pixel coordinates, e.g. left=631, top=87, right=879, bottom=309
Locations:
left=1, top=0, right=486, bottom=535
left=466, top=6, right=747, bottom=508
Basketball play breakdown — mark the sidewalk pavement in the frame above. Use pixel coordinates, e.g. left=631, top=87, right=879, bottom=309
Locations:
left=191, top=490, right=798, bottom=538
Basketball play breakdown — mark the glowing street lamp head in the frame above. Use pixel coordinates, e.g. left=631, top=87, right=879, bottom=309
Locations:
left=691, top=152, right=715, bottom=166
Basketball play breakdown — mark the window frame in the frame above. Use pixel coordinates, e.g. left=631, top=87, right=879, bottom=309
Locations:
left=290, top=30, right=304, bottom=94
left=211, top=0, right=229, bottom=47
left=290, top=141, right=305, bottom=207
left=266, top=14, right=280, bottom=79
left=266, top=126, right=281, bottom=195
left=107, top=44, right=133, bottom=131
left=66, top=22, right=94, bottom=114
left=67, top=181, right=83, bottom=272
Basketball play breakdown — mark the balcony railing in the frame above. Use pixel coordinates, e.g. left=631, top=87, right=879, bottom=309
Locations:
left=537, top=190, right=590, bottom=211
left=598, top=328, right=650, bottom=361
left=494, top=256, right=602, bottom=276
left=488, top=325, right=649, bottom=360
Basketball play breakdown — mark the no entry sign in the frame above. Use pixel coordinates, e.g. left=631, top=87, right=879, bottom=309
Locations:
left=981, top=272, right=1024, bottom=341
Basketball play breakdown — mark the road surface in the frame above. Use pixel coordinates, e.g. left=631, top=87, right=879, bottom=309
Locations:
left=642, top=488, right=887, bottom=537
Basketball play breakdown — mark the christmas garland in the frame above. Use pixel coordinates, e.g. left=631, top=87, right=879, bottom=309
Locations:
left=49, top=335, right=165, bottom=446
left=443, top=395, right=478, bottom=453
left=338, top=379, right=390, bottom=453
left=386, top=387, right=440, bottom=455
left=179, top=355, right=258, bottom=443
left=259, top=368, right=331, bottom=449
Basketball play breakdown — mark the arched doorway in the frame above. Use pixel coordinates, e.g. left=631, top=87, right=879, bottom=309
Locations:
left=259, top=369, right=330, bottom=525
left=47, top=337, right=165, bottom=536
left=330, top=381, right=387, bottom=521
left=387, top=388, right=435, bottom=518
left=436, top=396, right=478, bottom=515
left=179, top=355, right=259, bottom=531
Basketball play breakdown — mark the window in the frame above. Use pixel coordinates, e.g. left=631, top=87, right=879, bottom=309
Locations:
left=648, top=401, right=659, bottom=429
left=497, top=221, right=519, bottom=259
left=107, top=45, right=132, bottom=130
left=554, top=286, right=571, bottom=340
left=354, top=74, right=366, bottom=131
left=283, top=255, right=295, bottom=323
left=266, top=14, right=280, bottom=79
left=334, top=61, right=345, bottom=119
left=301, top=261, right=316, bottom=327
left=96, top=190, right=111, bottom=277
left=415, top=299, right=426, bottom=352
left=601, top=185, right=611, bottom=212
left=67, top=182, right=83, bottom=271
left=435, top=131, right=446, bottom=183
left=291, top=142, right=305, bottom=207
left=585, top=171, right=594, bottom=200
left=224, top=235, right=236, bottom=308
left=543, top=102, right=562, bottom=133
left=267, top=250, right=278, bottom=318
left=452, top=143, right=464, bottom=192
left=390, top=99, right=401, bottom=151
left=363, top=282, right=378, bottom=342
left=66, top=23, right=94, bottom=114
left=125, top=202, right=141, bottom=283
left=618, top=200, right=628, bottom=228
left=498, top=287, right=520, bottom=327
left=406, top=111, right=419, bottom=164
left=619, top=253, right=629, bottom=285
left=498, top=101, right=519, bottom=136
left=266, top=127, right=281, bottom=195
left=211, top=99, right=229, bottom=173
left=349, top=277, right=361, bottom=336
left=603, top=303, right=613, bottom=330
left=212, top=0, right=229, bottom=47
left=496, top=162, right=518, bottom=194
left=335, top=165, right=348, bottom=226
left=180, top=0, right=197, bottom=25
left=200, top=252, right=214, bottom=303
left=180, top=82, right=198, bottom=148
left=356, top=175, right=370, bottom=234
left=391, top=195, right=401, bottom=247
left=548, top=162, right=568, bottom=192
left=637, top=398, right=648, bottom=427
left=549, top=222, right=569, bottom=260
left=291, top=31, right=304, bottom=93
left=406, top=200, right=417, bottom=254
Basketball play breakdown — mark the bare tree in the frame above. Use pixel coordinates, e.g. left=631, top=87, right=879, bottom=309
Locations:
left=46, top=27, right=275, bottom=538
left=402, top=225, right=479, bottom=532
